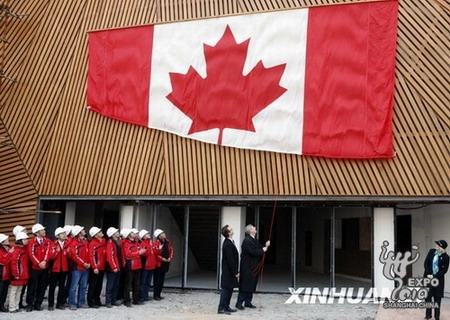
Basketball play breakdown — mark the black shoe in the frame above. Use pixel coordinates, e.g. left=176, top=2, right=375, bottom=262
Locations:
left=244, top=303, right=257, bottom=308
left=132, top=301, right=145, bottom=305
left=56, top=305, right=65, bottom=310
left=0, top=306, right=8, bottom=312
left=154, top=297, right=161, bottom=301
left=235, top=305, right=245, bottom=310
left=89, top=304, right=99, bottom=309
left=218, top=309, right=231, bottom=315
left=111, top=301, right=122, bottom=306
left=48, top=306, right=54, bottom=311
left=34, top=305, right=43, bottom=311
left=124, top=302, right=132, bottom=308
left=26, top=306, right=33, bottom=312
left=106, top=303, right=112, bottom=308
left=225, top=307, right=237, bottom=312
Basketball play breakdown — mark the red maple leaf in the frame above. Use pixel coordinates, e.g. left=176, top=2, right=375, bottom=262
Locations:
left=166, top=25, right=287, bottom=145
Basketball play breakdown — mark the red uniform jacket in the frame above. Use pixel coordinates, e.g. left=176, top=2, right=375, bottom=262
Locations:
left=0, top=245, right=12, bottom=281
left=120, top=238, right=127, bottom=267
left=66, top=235, right=74, bottom=248
left=70, top=237, right=90, bottom=271
left=140, top=239, right=156, bottom=270
left=27, top=236, right=52, bottom=270
left=106, top=239, right=121, bottom=272
left=154, top=239, right=174, bottom=268
left=10, top=246, right=29, bottom=286
left=122, top=239, right=142, bottom=271
left=50, top=240, right=70, bottom=273
left=89, top=238, right=106, bottom=271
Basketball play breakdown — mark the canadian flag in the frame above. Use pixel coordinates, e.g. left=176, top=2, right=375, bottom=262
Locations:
left=87, top=0, right=398, bottom=159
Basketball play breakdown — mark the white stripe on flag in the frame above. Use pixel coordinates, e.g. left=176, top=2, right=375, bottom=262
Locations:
left=149, top=9, right=308, bottom=154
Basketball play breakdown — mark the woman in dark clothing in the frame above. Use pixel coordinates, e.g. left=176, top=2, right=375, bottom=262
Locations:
left=424, top=239, right=449, bottom=320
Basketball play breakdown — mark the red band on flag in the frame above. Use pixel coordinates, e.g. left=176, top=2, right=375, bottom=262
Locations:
left=87, top=25, right=154, bottom=127
left=303, top=1, right=398, bottom=158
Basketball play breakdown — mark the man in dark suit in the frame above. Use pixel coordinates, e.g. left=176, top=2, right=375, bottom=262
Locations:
left=218, top=225, right=239, bottom=315
left=424, top=239, right=449, bottom=320
left=235, top=224, right=270, bottom=310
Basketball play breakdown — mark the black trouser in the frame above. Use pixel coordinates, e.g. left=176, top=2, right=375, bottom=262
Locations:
left=117, top=270, right=126, bottom=300
left=153, top=268, right=166, bottom=298
left=19, top=285, right=26, bottom=307
left=48, top=271, right=68, bottom=308
left=0, top=280, right=9, bottom=310
left=218, top=287, right=233, bottom=311
left=87, top=270, right=105, bottom=306
left=425, top=291, right=442, bottom=320
left=123, top=270, right=140, bottom=304
left=26, top=268, right=49, bottom=308
left=236, top=291, right=253, bottom=307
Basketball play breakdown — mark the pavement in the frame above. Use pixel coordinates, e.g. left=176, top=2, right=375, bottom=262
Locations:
left=3, top=289, right=449, bottom=320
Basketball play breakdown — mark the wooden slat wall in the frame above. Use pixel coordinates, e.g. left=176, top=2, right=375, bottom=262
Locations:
left=0, top=0, right=448, bottom=203
left=0, top=118, right=37, bottom=235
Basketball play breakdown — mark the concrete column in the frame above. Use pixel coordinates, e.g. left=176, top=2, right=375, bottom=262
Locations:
left=221, top=206, right=246, bottom=254
left=120, top=204, right=134, bottom=230
left=373, top=207, right=395, bottom=297
left=134, top=204, right=153, bottom=231
left=64, top=202, right=76, bottom=225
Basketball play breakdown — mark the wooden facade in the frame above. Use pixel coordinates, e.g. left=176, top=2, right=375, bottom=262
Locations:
left=0, top=0, right=449, bottom=232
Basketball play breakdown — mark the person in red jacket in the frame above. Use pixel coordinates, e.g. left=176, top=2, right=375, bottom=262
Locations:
left=62, top=225, right=74, bottom=306
left=87, top=227, right=106, bottom=308
left=105, top=227, right=121, bottom=308
left=116, top=228, right=130, bottom=302
left=9, top=232, right=29, bottom=313
left=69, top=225, right=90, bottom=310
left=12, top=225, right=27, bottom=310
left=138, top=230, right=155, bottom=303
left=153, top=229, right=174, bottom=301
left=26, top=223, right=51, bottom=312
left=0, top=233, right=14, bottom=312
left=48, top=227, right=70, bottom=311
left=122, top=229, right=146, bottom=307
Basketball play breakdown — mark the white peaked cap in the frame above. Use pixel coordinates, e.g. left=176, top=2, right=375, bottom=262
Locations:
left=130, top=228, right=139, bottom=234
left=122, top=229, right=132, bottom=239
left=71, top=225, right=84, bottom=236
left=0, top=233, right=8, bottom=243
left=32, top=223, right=45, bottom=234
left=139, top=229, right=150, bottom=240
left=63, top=225, right=73, bottom=235
left=107, top=227, right=119, bottom=238
left=120, top=228, right=130, bottom=238
left=16, top=232, right=28, bottom=241
left=54, top=227, right=65, bottom=237
left=154, top=229, right=164, bottom=239
left=89, top=227, right=102, bottom=238
left=13, top=225, right=25, bottom=236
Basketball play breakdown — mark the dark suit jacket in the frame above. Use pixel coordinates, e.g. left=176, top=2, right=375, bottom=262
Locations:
left=220, top=238, right=239, bottom=289
left=423, top=248, right=449, bottom=297
left=239, top=236, right=264, bottom=292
